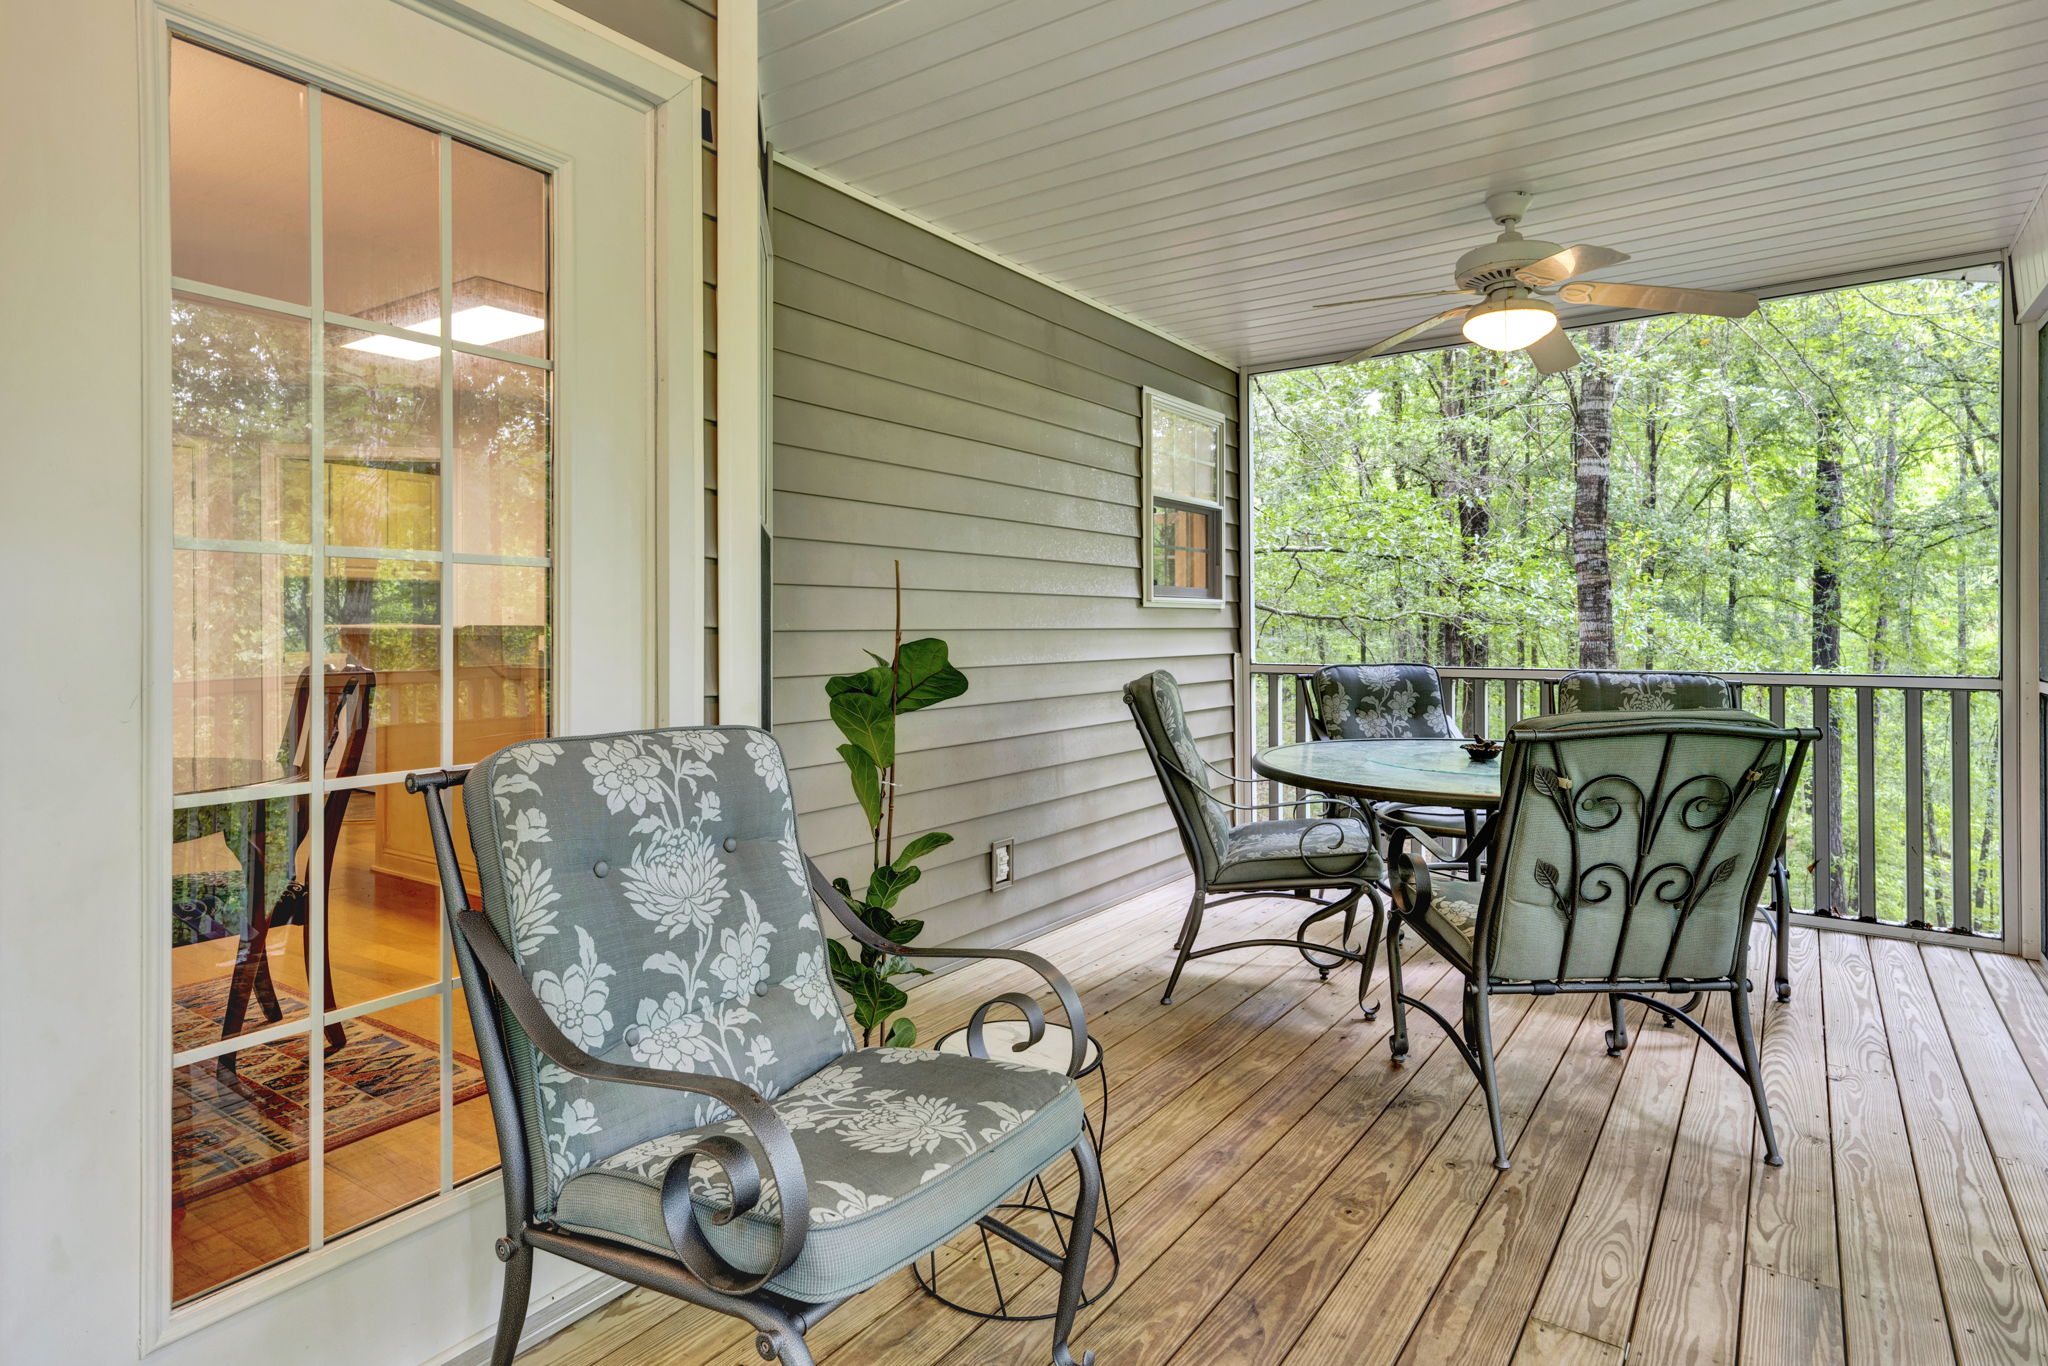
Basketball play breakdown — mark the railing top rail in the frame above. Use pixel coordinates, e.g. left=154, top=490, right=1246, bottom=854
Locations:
left=1248, top=662, right=2001, bottom=690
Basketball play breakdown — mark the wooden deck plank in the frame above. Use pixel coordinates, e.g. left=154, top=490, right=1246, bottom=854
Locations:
left=975, top=958, right=1483, bottom=1366
left=1394, top=1003, right=1647, bottom=1366
left=1257, top=992, right=1598, bottom=1366
left=1739, top=1266, right=1850, bottom=1366
left=1821, top=933, right=1954, bottom=1365
left=1513, top=1318, right=1626, bottom=1366
left=1870, top=939, right=2048, bottom=1364
left=1747, top=927, right=1841, bottom=1288
left=1925, top=948, right=2048, bottom=1311
left=1974, top=952, right=2048, bottom=1109
left=1525, top=987, right=1699, bottom=1349
left=1625, top=991, right=1757, bottom=1366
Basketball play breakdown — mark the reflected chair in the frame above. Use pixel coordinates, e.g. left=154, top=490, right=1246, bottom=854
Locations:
left=409, top=726, right=1102, bottom=1366
left=1382, top=709, right=1816, bottom=1170
left=1296, top=662, right=1480, bottom=862
left=1559, top=669, right=1796, bottom=1001
left=1126, top=669, right=1385, bottom=1010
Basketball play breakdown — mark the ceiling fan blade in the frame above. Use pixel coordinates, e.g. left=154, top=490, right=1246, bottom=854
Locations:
left=1336, top=306, right=1473, bottom=366
left=1525, top=328, right=1581, bottom=376
left=1313, top=289, right=1473, bottom=309
left=1513, top=244, right=1631, bottom=288
left=1555, top=280, right=1758, bottom=318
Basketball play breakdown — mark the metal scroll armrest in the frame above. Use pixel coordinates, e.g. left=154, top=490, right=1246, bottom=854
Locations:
left=1387, top=846, right=1435, bottom=918
left=806, top=857, right=1092, bottom=1079
left=450, top=905, right=811, bottom=1295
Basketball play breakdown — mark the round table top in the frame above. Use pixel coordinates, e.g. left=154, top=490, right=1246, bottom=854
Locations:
left=1251, top=738, right=1504, bottom=809
left=935, top=1019, right=1101, bottom=1076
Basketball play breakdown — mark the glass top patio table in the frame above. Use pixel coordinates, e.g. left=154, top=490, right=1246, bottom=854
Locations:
left=1250, top=739, right=1503, bottom=810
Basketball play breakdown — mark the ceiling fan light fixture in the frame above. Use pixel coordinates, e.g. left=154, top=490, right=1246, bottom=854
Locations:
left=1461, top=296, right=1558, bottom=352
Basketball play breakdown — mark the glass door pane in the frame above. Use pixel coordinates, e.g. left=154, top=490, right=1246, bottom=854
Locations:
left=166, top=35, right=552, bottom=1302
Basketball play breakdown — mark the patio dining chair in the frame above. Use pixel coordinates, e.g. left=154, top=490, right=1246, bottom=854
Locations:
left=1558, top=669, right=1797, bottom=1001
left=409, top=726, right=1101, bottom=1366
left=1381, top=709, right=1816, bottom=1171
left=1296, top=662, right=1479, bottom=857
left=1126, top=669, right=1385, bottom=1011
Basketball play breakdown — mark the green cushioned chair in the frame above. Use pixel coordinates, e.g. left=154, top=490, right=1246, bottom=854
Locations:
left=1381, top=709, right=1817, bottom=1171
left=1125, top=669, right=1385, bottom=1012
left=409, top=727, right=1102, bottom=1366
left=1558, top=669, right=1797, bottom=1002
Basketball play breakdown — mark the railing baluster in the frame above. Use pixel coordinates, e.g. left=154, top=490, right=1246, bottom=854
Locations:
left=1905, top=689, right=1925, bottom=927
left=1953, top=689, right=1971, bottom=934
left=1856, top=687, right=1876, bottom=922
left=1811, top=685, right=1834, bottom=917
left=1506, top=677, right=1523, bottom=731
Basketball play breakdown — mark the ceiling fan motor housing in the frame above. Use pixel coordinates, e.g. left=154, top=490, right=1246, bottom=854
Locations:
left=1453, top=235, right=1561, bottom=293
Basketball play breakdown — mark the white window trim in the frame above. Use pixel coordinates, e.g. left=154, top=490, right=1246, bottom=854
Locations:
left=1140, top=386, right=1229, bottom=608
left=137, top=0, right=707, bottom=1347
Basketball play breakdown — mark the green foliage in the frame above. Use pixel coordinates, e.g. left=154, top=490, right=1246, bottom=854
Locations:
left=1252, top=276, right=2002, bottom=676
left=1252, top=273, right=2007, bottom=930
left=823, top=609, right=970, bottom=1045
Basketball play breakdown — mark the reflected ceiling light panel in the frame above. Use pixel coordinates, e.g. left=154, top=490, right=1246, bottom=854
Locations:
left=1460, top=295, right=1558, bottom=352
left=343, top=306, right=545, bottom=359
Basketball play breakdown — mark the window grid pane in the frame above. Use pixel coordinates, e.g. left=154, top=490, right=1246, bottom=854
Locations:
left=166, top=36, right=550, bottom=1303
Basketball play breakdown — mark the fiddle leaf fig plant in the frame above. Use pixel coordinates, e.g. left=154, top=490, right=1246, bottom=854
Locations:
left=826, top=565, right=969, bottom=1047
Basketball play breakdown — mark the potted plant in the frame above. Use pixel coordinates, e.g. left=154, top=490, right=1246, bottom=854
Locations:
left=824, top=563, right=969, bottom=1046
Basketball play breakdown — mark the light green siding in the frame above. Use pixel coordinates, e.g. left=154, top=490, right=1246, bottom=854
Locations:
left=770, top=163, right=1241, bottom=948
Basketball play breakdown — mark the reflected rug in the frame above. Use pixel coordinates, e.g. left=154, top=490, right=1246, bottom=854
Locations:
left=171, top=980, right=489, bottom=1203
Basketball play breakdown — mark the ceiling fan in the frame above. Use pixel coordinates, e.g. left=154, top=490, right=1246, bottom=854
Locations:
left=1317, top=191, right=1759, bottom=374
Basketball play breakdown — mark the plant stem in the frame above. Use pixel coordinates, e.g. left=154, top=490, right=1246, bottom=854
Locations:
left=885, top=559, right=902, bottom=865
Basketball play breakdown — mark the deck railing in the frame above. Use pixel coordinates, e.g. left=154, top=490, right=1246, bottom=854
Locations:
left=1250, top=663, right=2005, bottom=941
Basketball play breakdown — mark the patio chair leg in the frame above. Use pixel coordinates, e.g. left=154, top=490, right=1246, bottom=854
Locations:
left=1161, top=888, right=1206, bottom=1005
left=1771, top=857, right=1793, bottom=1002
left=1385, top=922, right=1409, bottom=1063
left=1604, top=993, right=1630, bottom=1056
left=1049, top=1137, right=1101, bottom=1366
left=1731, top=981, right=1784, bottom=1167
left=489, top=1240, right=533, bottom=1366
left=1466, top=982, right=1510, bottom=1171
left=1353, top=887, right=1385, bottom=1021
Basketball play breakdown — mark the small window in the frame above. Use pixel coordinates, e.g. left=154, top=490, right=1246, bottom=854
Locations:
left=1142, top=389, right=1226, bottom=605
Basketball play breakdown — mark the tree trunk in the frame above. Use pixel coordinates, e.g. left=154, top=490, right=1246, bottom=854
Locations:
left=1812, top=404, right=1845, bottom=911
left=1570, top=325, right=1621, bottom=667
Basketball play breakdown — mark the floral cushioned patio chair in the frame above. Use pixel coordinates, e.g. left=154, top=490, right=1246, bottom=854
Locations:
left=1380, top=709, right=1817, bottom=1170
left=1125, top=669, right=1385, bottom=1011
left=409, top=726, right=1101, bottom=1366
left=1296, top=662, right=1482, bottom=862
left=1558, top=669, right=1797, bottom=1002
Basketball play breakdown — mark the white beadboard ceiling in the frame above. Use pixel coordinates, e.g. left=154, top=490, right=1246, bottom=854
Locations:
left=760, top=0, right=2048, bottom=369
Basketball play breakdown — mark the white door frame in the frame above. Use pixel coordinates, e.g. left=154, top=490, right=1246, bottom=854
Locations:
left=129, top=0, right=704, bottom=1353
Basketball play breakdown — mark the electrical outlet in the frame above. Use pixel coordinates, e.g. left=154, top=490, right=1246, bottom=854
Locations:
left=989, top=839, right=1014, bottom=890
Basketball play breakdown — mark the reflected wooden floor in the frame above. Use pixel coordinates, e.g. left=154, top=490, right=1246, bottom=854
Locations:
left=526, top=878, right=2048, bottom=1366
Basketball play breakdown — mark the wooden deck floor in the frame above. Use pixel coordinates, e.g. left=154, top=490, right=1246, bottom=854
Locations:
left=526, top=880, right=2048, bottom=1366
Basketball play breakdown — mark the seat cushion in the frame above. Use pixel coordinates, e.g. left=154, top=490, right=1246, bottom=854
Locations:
left=553, top=1047, right=1084, bottom=1302
left=1215, top=816, right=1384, bottom=885
left=1410, top=876, right=1479, bottom=968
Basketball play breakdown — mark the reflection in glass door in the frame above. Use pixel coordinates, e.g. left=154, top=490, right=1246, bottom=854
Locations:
left=165, top=36, right=551, bottom=1302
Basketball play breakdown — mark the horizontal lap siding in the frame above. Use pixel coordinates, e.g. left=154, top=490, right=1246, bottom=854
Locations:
left=770, top=163, right=1240, bottom=948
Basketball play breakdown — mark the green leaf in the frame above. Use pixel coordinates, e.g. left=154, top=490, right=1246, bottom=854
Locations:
left=891, top=638, right=970, bottom=714
left=891, top=830, right=954, bottom=871
left=837, top=743, right=884, bottom=833
left=885, top=1016, right=918, bottom=1048
left=825, top=664, right=890, bottom=700
left=885, top=916, right=923, bottom=945
left=829, top=690, right=895, bottom=769
left=864, top=862, right=920, bottom=911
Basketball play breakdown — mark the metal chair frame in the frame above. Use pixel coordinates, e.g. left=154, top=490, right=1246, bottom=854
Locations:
left=1125, top=688, right=1386, bottom=1014
left=1381, top=714, right=1818, bottom=1171
left=408, top=768, right=1104, bottom=1366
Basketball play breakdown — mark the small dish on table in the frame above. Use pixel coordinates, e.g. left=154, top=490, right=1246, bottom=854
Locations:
left=1460, top=738, right=1503, bottom=762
